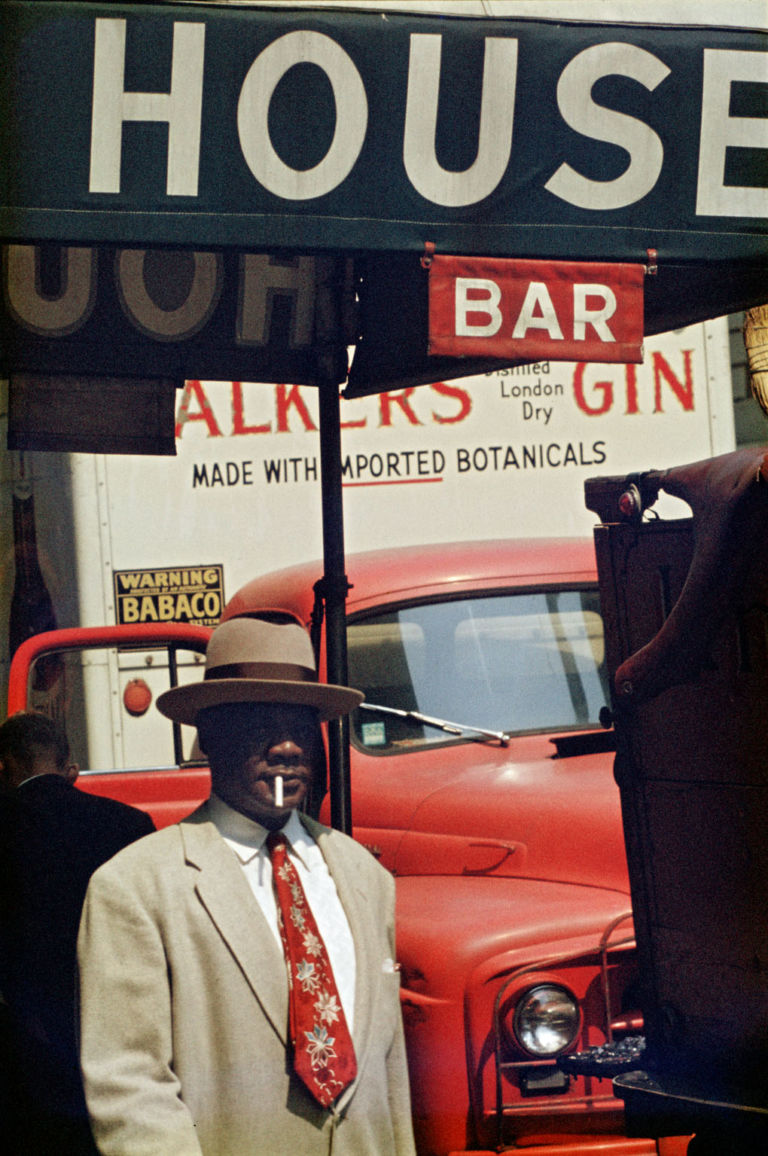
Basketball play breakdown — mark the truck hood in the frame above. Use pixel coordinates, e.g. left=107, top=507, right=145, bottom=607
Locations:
left=385, top=735, right=630, bottom=894
left=394, top=873, right=633, bottom=996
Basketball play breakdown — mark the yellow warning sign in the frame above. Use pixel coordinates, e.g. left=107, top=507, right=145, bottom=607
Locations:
left=113, top=565, right=225, bottom=627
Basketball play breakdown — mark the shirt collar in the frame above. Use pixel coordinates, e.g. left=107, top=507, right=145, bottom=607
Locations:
left=15, top=772, right=68, bottom=790
left=17, top=772, right=66, bottom=790
left=208, top=793, right=311, bottom=867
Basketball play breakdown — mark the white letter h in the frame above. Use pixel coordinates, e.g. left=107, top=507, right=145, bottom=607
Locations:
left=89, top=18, right=205, bottom=196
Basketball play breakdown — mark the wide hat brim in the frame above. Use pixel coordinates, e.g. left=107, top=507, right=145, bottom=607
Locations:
left=156, top=677, right=363, bottom=726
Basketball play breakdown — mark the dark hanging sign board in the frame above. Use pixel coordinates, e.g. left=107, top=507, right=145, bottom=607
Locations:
left=1, top=1, right=765, bottom=264
left=344, top=250, right=768, bottom=396
left=0, top=244, right=345, bottom=382
left=7, top=373, right=179, bottom=456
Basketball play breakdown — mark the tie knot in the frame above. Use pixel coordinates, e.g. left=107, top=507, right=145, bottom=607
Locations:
left=266, top=830, right=288, bottom=858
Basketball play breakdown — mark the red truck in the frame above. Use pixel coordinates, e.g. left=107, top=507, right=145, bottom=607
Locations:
left=7, top=538, right=687, bottom=1155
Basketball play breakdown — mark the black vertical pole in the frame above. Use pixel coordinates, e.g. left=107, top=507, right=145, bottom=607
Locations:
left=314, top=257, right=354, bottom=835
left=317, top=380, right=352, bottom=835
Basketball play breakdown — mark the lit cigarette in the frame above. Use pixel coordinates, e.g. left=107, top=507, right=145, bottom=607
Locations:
left=274, top=775, right=284, bottom=807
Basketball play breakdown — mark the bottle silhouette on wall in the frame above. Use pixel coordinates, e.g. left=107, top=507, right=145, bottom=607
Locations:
left=9, top=457, right=63, bottom=699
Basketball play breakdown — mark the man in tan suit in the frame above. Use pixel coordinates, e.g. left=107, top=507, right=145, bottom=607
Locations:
left=77, top=619, right=415, bottom=1156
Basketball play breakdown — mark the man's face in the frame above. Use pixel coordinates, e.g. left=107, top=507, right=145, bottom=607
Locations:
left=200, top=702, right=323, bottom=828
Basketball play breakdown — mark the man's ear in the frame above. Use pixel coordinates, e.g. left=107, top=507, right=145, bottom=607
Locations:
left=1, top=754, right=24, bottom=791
left=64, top=762, right=79, bottom=785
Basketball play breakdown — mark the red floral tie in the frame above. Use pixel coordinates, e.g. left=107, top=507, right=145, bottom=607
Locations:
left=266, top=830, right=357, bottom=1107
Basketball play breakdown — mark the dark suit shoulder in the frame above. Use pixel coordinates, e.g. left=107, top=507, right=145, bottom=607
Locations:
left=11, top=776, right=154, bottom=882
left=19, top=774, right=154, bottom=834
left=73, top=787, right=155, bottom=835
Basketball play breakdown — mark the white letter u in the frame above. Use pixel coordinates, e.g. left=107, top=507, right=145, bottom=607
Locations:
left=403, top=34, right=517, bottom=208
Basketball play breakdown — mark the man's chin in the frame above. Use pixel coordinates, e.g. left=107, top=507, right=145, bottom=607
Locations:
left=256, top=787, right=309, bottom=825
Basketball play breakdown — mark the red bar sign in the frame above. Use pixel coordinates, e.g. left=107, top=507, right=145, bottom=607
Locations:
left=428, top=255, right=644, bottom=364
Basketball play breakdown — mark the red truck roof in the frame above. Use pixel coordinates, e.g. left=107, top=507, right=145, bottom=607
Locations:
left=223, top=537, right=598, bottom=625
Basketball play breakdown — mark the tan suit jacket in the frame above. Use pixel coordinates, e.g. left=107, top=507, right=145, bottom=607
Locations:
left=77, top=805, right=415, bottom=1156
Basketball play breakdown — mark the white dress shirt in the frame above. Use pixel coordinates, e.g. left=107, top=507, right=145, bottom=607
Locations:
left=207, top=795, right=357, bottom=1033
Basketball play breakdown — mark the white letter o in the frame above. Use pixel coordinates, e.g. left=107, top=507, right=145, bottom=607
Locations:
left=237, top=31, right=367, bottom=200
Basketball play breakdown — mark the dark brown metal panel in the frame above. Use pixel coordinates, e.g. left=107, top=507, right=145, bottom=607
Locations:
left=588, top=456, right=768, bottom=1114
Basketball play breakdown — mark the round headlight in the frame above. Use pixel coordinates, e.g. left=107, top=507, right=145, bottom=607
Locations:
left=512, top=984, right=581, bottom=1057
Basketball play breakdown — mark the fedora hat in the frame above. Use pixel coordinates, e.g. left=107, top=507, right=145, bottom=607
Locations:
left=156, top=617, right=363, bottom=725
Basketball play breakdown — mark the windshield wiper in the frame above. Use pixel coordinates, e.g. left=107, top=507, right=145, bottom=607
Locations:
left=359, top=702, right=510, bottom=746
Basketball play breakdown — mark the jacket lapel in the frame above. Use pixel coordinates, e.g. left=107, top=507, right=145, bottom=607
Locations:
left=180, top=811, right=288, bottom=1043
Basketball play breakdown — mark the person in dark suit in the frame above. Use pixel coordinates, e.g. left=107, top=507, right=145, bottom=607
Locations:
left=0, top=711, right=155, bottom=1155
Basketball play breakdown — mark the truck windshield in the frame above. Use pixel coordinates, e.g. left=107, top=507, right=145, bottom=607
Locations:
left=347, top=588, right=608, bottom=752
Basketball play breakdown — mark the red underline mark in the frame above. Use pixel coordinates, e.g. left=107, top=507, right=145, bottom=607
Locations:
left=342, top=477, right=445, bottom=488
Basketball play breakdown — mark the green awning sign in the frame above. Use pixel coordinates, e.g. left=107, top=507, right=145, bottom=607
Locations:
left=1, top=1, right=766, bottom=265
